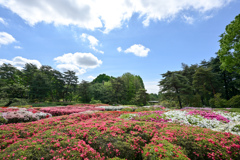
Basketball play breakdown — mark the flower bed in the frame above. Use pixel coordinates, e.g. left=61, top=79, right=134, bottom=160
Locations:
left=120, top=109, right=240, bottom=135
left=0, top=107, right=51, bottom=124
left=40, top=105, right=105, bottom=116
left=1, top=112, right=240, bottom=160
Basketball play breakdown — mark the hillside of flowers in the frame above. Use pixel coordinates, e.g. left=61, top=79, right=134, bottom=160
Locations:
left=0, top=105, right=240, bottom=160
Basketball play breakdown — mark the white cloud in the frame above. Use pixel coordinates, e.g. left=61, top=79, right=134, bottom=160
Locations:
left=0, top=17, right=7, bottom=25
left=0, top=32, right=16, bottom=46
left=117, top=47, right=122, bottom=52
left=87, top=75, right=96, bottom=80
left=80, top=33, right=104, bottom=54
left=14, top=46, right=22, bottom=49
left=54, top=52, right=102, bottom=75
left=183, top=15, right=194, bottom=24
left=0, top=56, right=42, bottom=70
left=56, top=64, right=86, bottom=75
left=124, top=44, right=150, bottom=57
left=144, top=81, right=159, bottom=94
left=0, top=0, right=232, bottom=33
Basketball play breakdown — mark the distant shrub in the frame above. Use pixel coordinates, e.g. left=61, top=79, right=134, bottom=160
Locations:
left=228, top=95, right=240, bottom=108
left=209, top=93, right=227, bottom=108
left=90, top=98, right=102, bottom=104
left=159, top=100, right=178, bottom=108
left=121, top=108, right=134, bottom=112
left=0, top=115, right=7, bottom=124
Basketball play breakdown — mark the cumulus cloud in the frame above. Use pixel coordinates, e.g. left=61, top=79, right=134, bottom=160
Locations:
left=0, top=17, right=7, bottom=25
left=54, top=52, right=102, bottom=75
left=87, top=75, right=96, bottom=80
left=117, top=47, right=122, bottom=52
left=183, top=15, right=194, bottom=24
left=0, top=56, right=42, bottom=70
left=80, top=33, right=104, bottom=54
left=144, top=81, right=159, bottom=94
left=0, top=32, right=16, bottom=46
left=124, top=44, right=150, bottom=57
left=0, top=0, right=232, bottom=32
left=14, top=46, right=22, bottom=49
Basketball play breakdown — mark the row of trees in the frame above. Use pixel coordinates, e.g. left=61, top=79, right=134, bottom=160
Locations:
left=159, top=56, right=240, bottom=108
left=159, top=13, right=240, bottom=108
left=0, top=63, right=149, bottom=106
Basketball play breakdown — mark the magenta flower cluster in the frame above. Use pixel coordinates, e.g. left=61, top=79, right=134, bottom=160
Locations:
left=187, top=110, right=230, bottom=123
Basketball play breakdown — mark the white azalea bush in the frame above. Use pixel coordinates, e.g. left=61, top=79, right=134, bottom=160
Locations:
left=0, top=107, right=52, bottom=124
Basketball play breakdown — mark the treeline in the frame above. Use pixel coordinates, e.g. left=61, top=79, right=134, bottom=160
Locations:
left=159, top=55, right=240, bottom=108
left=159, top=13, right=240, bottom=108
left=0, top=63, right=148, bottom=106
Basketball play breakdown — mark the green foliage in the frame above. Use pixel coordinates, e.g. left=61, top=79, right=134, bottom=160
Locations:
left=218, top=14, right=240, bottom=74
left=0, top=115, right=7, bottom=124
left=209, top=93, right=227, bottom=108
left=228, top=95, right=240, bottom=108
left=131, top=89, right=149, bottom=106
left=159, top=100, right=178, bottom=108
left=121, top=108, right=134, bottom=112
left=231, top=125, right=240, bottom=132
left=160, top=71, right=192, bottom=108
left=92, top=74, right=112, bottom=83
left=90, top=97, right=102, bottom=104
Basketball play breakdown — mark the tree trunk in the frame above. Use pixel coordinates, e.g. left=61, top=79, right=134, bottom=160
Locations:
left=4, top=100, right=13, bottom=107
left=175, top=88, right=182, bottom=108
left=223, top=71, right=230, bottom=100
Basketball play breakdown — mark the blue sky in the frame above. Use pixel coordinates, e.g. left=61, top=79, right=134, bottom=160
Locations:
left=0, top=0, right=240, bottom=94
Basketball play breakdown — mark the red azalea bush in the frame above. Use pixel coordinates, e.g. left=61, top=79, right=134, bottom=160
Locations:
left=0, top=111, right=240, bottom=160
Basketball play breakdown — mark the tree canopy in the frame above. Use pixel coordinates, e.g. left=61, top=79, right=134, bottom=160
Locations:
left=218, top=13, right=240, bottom=74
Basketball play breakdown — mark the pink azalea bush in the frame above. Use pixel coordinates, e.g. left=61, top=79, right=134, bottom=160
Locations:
left=0, top=111, right=240, bottom=160
left=187, top=110, right=230, bottom=123
left=40, top=105, right=105, bottom=116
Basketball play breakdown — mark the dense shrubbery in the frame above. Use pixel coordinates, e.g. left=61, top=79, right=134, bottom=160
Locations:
left=1, top=111, right=240, bottom=160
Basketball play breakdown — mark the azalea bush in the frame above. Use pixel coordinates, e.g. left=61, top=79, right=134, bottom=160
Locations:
left=0, top=112, right=240, bottom=160
left=0, top=107, right=51, bottom=124
left=40, top=105, right=105, bottom=116
left=120, top=109, right=240, bottom=135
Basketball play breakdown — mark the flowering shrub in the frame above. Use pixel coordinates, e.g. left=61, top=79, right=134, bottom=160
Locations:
left=0, top=112, right=240, bottom=160
left=121, top=109, right=240, bottom=135
left=0, top=108, right=52, bottom=124
left=40, top=106, right=105, bottom=116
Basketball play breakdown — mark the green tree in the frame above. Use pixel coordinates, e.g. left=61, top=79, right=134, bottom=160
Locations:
left=40, top=66, right=65, bottom=101
left=193, top=67, right=220, bottom=105
left=218, top=14, right=240, bottom=74
left=159, top=71, right=192, bottom=108
left=29, top=72, right=50, bottom=102
left=132, top=89, right=149, bottom=106
left=78, top=80, right=91, bottom=103
left=92, top=74, right=112, bottom=83
left=0, top=64, right=27, bottom=106
left=63, top=71, right=78, bottom=102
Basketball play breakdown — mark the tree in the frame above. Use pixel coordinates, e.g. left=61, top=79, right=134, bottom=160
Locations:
left=29, top=72, right=50, bottom=102
left=159, top=71, right=192, bottom=108
left=63, top=71, right=78, bottom=102
left=78, top=80, right=91, bottom=103
left=92, top=74, right=111, bottom=83
left=0, top=64, right=27, bottom=106
left=218, top=14, right=240, bottom=74
left=132, top=89, right=149, bottom=106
